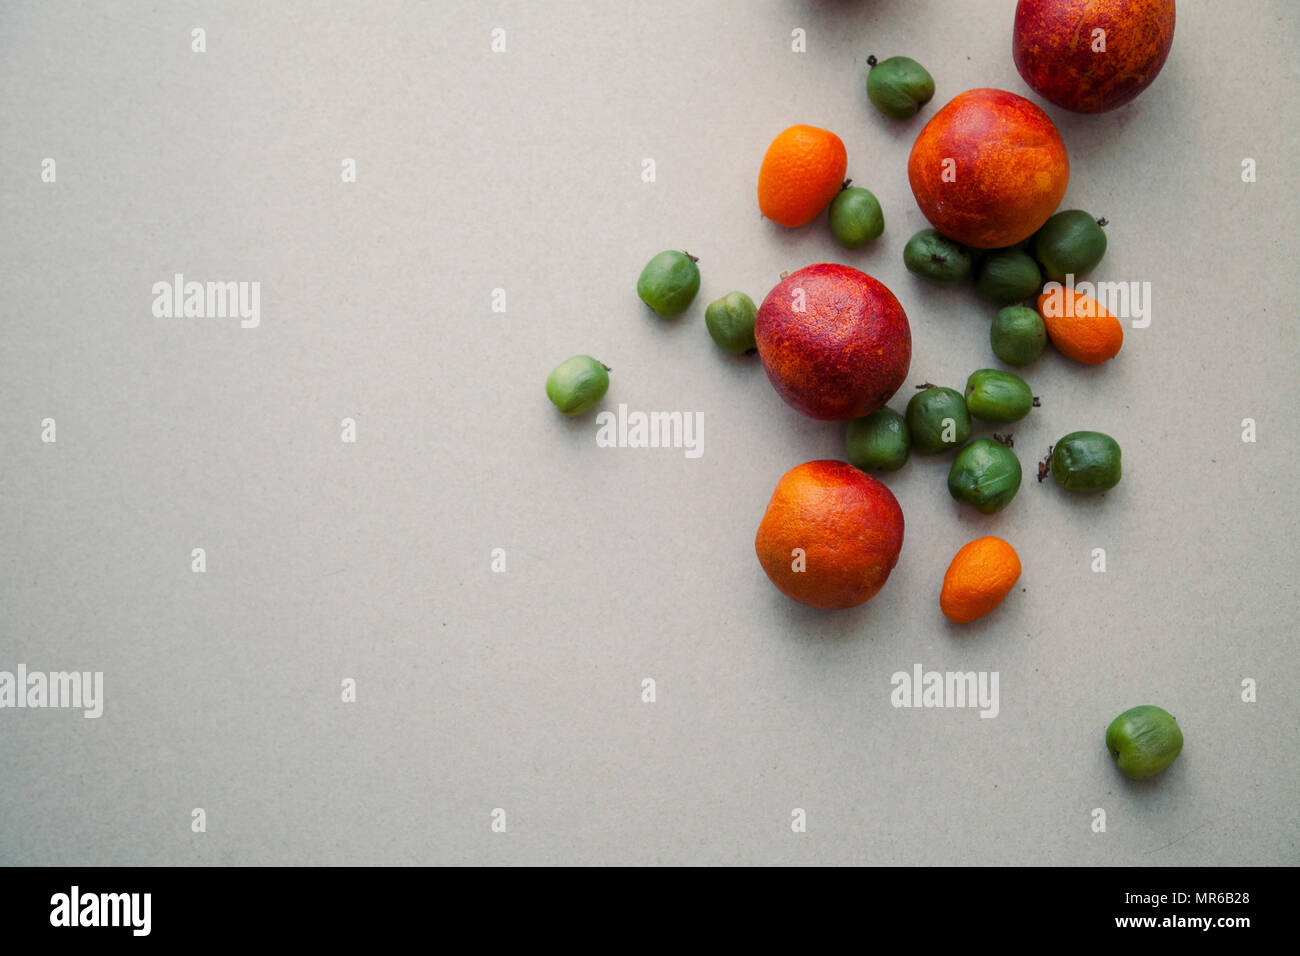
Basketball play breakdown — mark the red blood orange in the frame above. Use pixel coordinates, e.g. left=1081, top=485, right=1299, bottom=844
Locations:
left=754, top=264, right=911, bottom=421
left=907, top=88, right=1069, bottom=249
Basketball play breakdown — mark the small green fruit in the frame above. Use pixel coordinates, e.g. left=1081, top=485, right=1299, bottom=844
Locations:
left=990, top=306, right=1047, bottom=366
left=964, top=369, right=1034, bottom=423
left=1033, top=210, right=1108, bottom=284
left=704, top=291, right=758, bottom=355
left=546, top=355, right=610, bottom=416
left=637, top=250, right=700, bottom=318
left=948, top=439, right=1022, bottom=514
left=866, top=55, right=936, bottom=119
left=906, top=386, right=971, bottom=453
left=829, top=186, right=885, bottom=249
left=975, top=248, right=1042, bottom=304
left=903, top=230, right=973, bottom=284
left=1106, top=705, right=1183, bottom=780
left=1051, top=431, right=1122, bottom=492
left=846, top=407, right=910, bottom=471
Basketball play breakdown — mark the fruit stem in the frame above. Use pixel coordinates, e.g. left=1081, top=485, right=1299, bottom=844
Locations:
left=1036, top=446, right=1054, bottom=483
left=840, top=178, right=852, bottom=191
left=1032, top=396, right=1041, bottom=407
left=915, top=382, right=936, bottom=390
left=601, top=364, right=612, bottom=372
left=866, top=55, right=878, bottom=67
left=1097, top=217, right=1109, bottom=228
left=683, top=251, right=699, bottom=263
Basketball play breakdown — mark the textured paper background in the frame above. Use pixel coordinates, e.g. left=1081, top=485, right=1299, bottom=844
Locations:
left=1, top=0, right=1297, bottom=866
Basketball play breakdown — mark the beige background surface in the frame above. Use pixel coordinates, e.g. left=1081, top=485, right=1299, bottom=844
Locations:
left=1, top=0, right=1297, bottom=865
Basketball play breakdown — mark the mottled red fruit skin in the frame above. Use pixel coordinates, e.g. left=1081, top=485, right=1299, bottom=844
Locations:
left=1013, top=0, right=1176, bottom=113
left=907, top=88, right=1068, bottom=249
left=755, top=264, right=911, bottom=421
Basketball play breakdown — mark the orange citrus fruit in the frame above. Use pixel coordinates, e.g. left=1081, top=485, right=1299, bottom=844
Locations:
left=907, top=88, right=1069, bottom=248
left=757, top=125, right=848, bottom=228
left=1036, top=288, right=1124, bottom=364
left=755, top=460, right=904, bottom=610
left=940, top=536, right=1021, bottom=623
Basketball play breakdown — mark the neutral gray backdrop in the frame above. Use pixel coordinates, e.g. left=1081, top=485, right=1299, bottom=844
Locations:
left=1, top=0, right=1297, bottom=866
